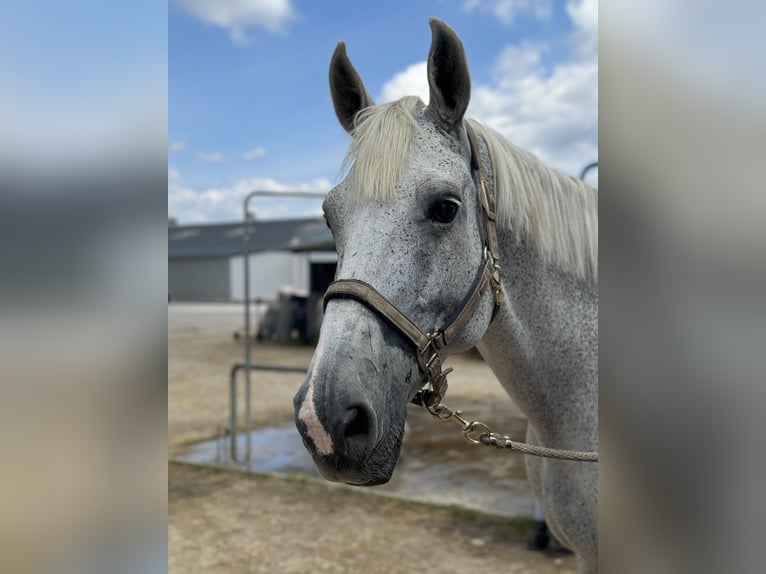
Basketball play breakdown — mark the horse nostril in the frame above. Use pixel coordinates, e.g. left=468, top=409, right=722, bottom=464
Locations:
left=338, top=403, right=376, bottom=456
left=344, top=407, right=369, bottom=438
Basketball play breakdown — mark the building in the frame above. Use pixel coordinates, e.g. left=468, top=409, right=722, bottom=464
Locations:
left=168, top=217, right=336, bottom=302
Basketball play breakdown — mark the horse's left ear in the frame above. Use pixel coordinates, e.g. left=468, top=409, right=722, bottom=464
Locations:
left=427, top=18, right=471, bottom=126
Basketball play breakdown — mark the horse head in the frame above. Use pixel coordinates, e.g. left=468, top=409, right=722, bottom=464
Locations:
left=293, top=19, right=498, bottom=485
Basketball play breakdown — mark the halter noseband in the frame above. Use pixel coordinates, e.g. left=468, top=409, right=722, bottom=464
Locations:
left=323, top=123, right=502, bottom=407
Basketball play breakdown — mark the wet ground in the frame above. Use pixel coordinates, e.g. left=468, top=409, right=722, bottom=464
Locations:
left=176, top=398, right=534, bottom=518
left=170, top=302, right=535, bottom=518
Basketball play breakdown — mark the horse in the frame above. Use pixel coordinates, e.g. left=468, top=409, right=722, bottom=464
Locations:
left=293, top=18, right=598, bottom=573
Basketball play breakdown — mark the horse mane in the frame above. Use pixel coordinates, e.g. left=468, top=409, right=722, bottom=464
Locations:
left=342, top=96, right=598, bottom=284
left=466, top=119, right=598, bottom=284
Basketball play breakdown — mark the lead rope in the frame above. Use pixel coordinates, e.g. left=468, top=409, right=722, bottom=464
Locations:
left=411, top=123, right=599, bottom=463
left=412, top=374, right=598, bottom=462
left=417, top=394, right=598, bottom=462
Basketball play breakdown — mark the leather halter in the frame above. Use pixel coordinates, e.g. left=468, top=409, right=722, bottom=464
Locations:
left=323, top=123, right=502, bottom=408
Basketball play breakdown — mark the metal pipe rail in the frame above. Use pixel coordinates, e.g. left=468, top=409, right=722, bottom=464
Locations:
left=232, top=190, right=326, bottom=465
left=579, top=161, right=598, bottom=181
left=228, top=362, right=309, bottom=464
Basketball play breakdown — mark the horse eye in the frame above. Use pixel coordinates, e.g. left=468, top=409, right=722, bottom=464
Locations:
left=427, top=196, right=461, bottom=224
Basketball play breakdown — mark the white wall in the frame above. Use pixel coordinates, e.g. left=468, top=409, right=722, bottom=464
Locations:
left=290, top=252, right=307, bottom=294
left=229, top=252, right=310, bottom=301
left=229, top=250, right=338, bottom=301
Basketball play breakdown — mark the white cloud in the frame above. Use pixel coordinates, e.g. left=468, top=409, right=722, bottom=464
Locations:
left=196, top=150, right=226, bottom=163
left=379, top=61, right=428, bottom=104
left=566, top=0, right=598, bottom=60
left=381, top=0, right=598, bottom=177
left=173, top=0, right=295, bottom=44
left=169, top=140, right=187, bottom=153
left=243, top=146, right=268, bottom=160
left=168, top=176, right=331, bottom=223
left=490, top=41, right=549, bottom=84
left=464, top=0, right=553, bottom=25
left=168, top=166, right=181, bottom=182
left=467, top=0, right=598, bottom=175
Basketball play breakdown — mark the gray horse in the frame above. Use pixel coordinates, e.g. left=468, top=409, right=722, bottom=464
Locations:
left=294, top=18, right=598, bottom=573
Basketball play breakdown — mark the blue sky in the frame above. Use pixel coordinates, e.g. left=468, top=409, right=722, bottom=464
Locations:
left=169, top=0, right=598, bottom=223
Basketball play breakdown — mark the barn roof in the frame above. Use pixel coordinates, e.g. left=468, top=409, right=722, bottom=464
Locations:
left=168, top=217, right=334, bottom=259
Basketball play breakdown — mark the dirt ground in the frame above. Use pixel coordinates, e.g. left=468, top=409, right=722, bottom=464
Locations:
left=168, top=304, right=576, bottom=573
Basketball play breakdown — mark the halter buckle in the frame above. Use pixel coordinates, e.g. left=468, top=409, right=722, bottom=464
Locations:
left=417, top=332, right=444, bottom=376
left=482, top=247, right=503, bottom=307
left=490, top=263, right=503, bottom=306
left=414, top=333, right=452, bottom=406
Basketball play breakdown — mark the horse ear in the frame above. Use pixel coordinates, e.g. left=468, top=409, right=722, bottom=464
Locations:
left=427, top=18, right=471, bottom=126
left=329, top=42, right=375, bottom=134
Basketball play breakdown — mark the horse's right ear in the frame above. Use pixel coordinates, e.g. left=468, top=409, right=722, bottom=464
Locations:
left=329, top=42, right=375, bottom=134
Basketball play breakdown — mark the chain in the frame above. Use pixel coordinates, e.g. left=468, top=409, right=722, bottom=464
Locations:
left=420, top=398, right=599, bottom=463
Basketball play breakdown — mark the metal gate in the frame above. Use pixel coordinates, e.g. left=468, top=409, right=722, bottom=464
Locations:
left=227, top=190, right=326, bottom=465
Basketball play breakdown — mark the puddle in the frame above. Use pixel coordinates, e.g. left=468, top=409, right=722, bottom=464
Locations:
left=176, top=404, right=536, bottom=518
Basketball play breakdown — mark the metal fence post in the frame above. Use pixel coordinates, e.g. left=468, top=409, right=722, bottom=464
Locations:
left=580, top=161, right=598, bottom=182
left=234, top=190, right=326, bottom=466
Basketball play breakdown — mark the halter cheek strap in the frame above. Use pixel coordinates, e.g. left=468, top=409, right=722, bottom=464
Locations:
left=323, top=123, right=502, bottom=408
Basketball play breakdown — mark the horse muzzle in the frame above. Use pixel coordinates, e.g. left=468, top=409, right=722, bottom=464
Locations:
left=293, top=371, right=401, bottom=487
